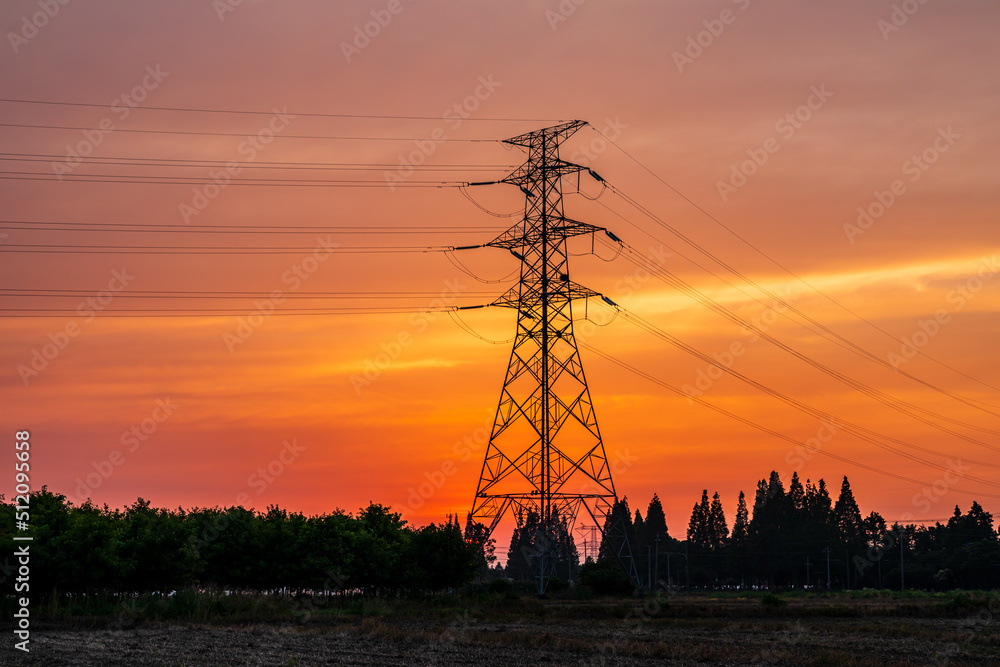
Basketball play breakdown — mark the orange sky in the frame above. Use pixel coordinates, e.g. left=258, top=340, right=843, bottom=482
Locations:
left=2, top=0, right=1000, bottom=559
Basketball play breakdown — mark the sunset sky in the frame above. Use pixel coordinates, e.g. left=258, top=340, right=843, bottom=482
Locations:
left=2, top=0, right=999, bottom=559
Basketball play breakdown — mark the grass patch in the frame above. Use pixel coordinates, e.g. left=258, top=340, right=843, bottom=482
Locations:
left=20, top=588, right=1000, bottom=631
left=760, top=593, right=788, bottom=608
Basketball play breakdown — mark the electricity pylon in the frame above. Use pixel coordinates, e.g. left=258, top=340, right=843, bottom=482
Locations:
left=468, top=120, right=635, bottom=594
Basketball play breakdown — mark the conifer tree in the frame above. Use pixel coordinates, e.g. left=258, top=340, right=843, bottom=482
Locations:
left=731, top=491, right=749, bottom=546
left=834, top=476, right=864, bottom=545
left=709, top=492, right=729, bottom=549
left=645, top=493, right=669, bottom=541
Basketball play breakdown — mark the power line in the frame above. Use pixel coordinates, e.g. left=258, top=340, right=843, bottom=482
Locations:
left=0, top=171, right=469, bottom=187
left=0, top=152, right=517, bottom=168
left=0, top=122, right=498, bottom=142
left=609, top=184, right=999, bottom=409
left=459, top=290, right=1000, bottom=473
left=596, top=185, right=1000, bottom=419
left=0, top=244, right=455, bottom=254
left=0, top=289, right=497, bottom=300
left=605, top=236, right=1000, bottom=431
left=590, top=202, right=1000, bottom=416
left=593, top=126, right=1000, bottom=397
left=581, top=343, right=1000, bottom=499
left=0, top=98, right=564, bottom=123
left=609, top=304, right=1000, bottom=463
left=0, top=154, right=512, bottom=172
left=598, top=202, right=998, bottom=414
left=0, top=220, right=504, bottom=235
left=0, top=306, right=460, bottom=318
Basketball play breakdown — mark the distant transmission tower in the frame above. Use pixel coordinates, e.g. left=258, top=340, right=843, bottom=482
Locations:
left=468, top=120, right=635, bottom=595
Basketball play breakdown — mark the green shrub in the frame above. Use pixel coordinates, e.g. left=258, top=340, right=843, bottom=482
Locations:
left=579, top=559, right=633, bottom=597
left=760, top=593, right=787, bottom=608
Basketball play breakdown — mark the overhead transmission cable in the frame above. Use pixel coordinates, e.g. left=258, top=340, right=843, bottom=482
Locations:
left=589, top=199, right=1000, bottom=414
left=600, top=233, right=1000, bottom=429
left=0, top=306, right=462, bottom=318
left=0, top=243, right=460, bottom=255
left=594, top=182, right=1000, bottom=419
left=0, top=288, right=498, bottom=300
left=0, top=220, right=504, bottom=235
left=0, top=121, right=500, bottom=143
left=591, top=126, right=1000, bottom=397
left=0, top=170, right=470, bottom=187
left=605, top=302, right=1000, bottom=459
left=0, top=98, right=565, bottom=123
left=0, top=152, right=515, bottom=172
left=581, top=343, right=1000, bottom=499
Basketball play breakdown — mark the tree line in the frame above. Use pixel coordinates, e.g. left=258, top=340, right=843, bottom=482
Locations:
left=593, top=471, right=999, bottom=591
left=5, top=470, right=997, bottom=601
left=0, top=489, right=491, bottom=601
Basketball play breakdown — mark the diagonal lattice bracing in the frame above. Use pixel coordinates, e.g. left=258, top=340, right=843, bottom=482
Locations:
left=469, top=121, right=636, bottom=594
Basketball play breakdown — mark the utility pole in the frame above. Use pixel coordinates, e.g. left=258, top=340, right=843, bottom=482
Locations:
left=647, top=545, right=653, bottom=591
left=805, top=556, right=810, bottom=589
left=685, top=542, right=690, bottom=590
left=824, top=547, right=831, bottom=589
left=654, top=534, right=660, bottom=591
left=468, top=121, right=636, bottom=595
left=899, top=527, right=905, bottom=592
left=667, top=550, right=671, bottom=595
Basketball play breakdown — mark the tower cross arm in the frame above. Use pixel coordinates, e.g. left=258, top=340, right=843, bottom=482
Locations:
left=487, top=219, right=604, bottom=249
left=502, top=119, right=588, bottom=148
left=490, top=281, right=601, bottom=309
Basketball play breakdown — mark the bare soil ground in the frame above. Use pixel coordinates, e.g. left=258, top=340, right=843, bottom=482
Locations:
left=1, top=597, right=996, bottom=666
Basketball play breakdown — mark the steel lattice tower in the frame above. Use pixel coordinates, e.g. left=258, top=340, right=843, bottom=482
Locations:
left=469, top=121, right=632, bottom=594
